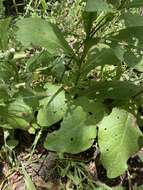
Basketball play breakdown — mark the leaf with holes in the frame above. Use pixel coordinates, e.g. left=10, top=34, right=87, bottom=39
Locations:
left=73, top=96, right=106, bottom=124
left=44, top=106, right=97, bottom=154
left=98, top=108, right=143, bottom=178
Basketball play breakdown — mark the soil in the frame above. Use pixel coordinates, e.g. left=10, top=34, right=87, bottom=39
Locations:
left=1, top=129, right=143, bottom=189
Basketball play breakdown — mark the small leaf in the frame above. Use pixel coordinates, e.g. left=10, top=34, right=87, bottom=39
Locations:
left=124, top=50, right=143, bottom=72
left=98, top=108, right=143, bottom=178
left=7, top=97, right=34, bottom=129
left=37, top=84, right=67, bottom=127
left=6, top=139, right=19, bottom=150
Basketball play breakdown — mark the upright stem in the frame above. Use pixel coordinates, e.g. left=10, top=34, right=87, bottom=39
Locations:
left=12, top=0, right=18, bottom=14
left=75, top=43, right=88, bottom=85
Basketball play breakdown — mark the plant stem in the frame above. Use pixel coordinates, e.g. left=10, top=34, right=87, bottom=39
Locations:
left=75, top=44, right=88, bottom=85
left=12, top=0, right=18, bottom=14
left=29, top=129, right=43, bottom=161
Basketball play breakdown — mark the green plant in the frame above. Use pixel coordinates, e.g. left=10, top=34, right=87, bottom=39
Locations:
left=1, top=0, right=143, bottom=184
left=0, top=0, right=5, bottom=18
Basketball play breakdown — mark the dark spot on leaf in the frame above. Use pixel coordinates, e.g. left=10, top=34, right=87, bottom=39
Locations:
left=70, top=138, right=74, bottom=141
left=106, top=149, right=109, bottom=152
left=117, top=116, right=119, bottom=119
left=34, top=111, right=38, bottom=117
left=89, top=112, right=93, bottom=115
left=73, top=94, right=78, bottom=99
left=79, top=87, right=85, bottom=90
left=104, top=128, right=107, bottom=131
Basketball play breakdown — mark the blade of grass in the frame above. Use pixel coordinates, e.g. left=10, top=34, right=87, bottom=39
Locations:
left=21, top=164, right=37, bottom=190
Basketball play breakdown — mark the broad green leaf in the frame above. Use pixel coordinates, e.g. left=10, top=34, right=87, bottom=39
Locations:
left=6, top=97, right=34, bottom=129
left=122, top=12, right=143, bottom=27
left=16, top=17, right=75, bottom=56
left=37, top=84, right=67, bottom=127
left=110, top=43, right=125, bottom=62
left=98, top=108, right=143, bottom=178
left=0, top=18, right=11, bottom=50
left=13, top=88, right=39, bottom=110
left=86, top=43, right=120, bottom=70
left=85, top=0, right=113, bottom=13
left=79, top=81, right=141, bottom=100
left=73, top=96, right=106, bottom=123
left=124, top=50, right=143, bottom=72
left=44, top=106, right=97, bottom=154
left=108, top=27, right=143, bottom=48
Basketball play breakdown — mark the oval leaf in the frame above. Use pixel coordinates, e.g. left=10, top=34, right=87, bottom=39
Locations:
left=98, top=108, right=143, bottom=178
left=16, top=17, right=74, bottom=56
